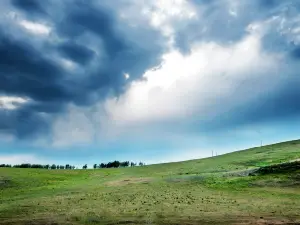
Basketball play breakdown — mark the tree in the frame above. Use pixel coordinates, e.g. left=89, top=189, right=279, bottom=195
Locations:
left=93, top=164, right=98, bottom=169
left=113, top=160, right=120, bottom=168
left=120, top=161, right=130, bottom=167
left=97, top=160, right=135, bottom=169
left=20, top=163, right=31, bottom=168
left=0, top=164, right=11, bottom=167
left=65, top=164, right=70, bottom=169
left=51, top=164, right=56, bottom=170
left=0, top=163, right=75, bottom=169
left=82, top=164, right=87, bottom=169
left=31, top=164, right=43, bottom=169
left=139, top=162, right=145, bottom=166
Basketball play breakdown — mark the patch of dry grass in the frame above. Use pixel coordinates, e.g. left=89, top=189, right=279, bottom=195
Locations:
left=105, top=177, right=153, bottom=186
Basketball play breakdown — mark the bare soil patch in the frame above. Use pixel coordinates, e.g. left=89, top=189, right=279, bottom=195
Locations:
left=0, top=176, right=12, bottom=189
left=105, top=177, right=152, bottom=186
left=233, top=218, right=300, bottom=225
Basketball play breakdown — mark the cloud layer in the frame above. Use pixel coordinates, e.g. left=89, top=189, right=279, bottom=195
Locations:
left=1, top=0, right=300, bottom=155
left=0, top=0, right=167, bottom=139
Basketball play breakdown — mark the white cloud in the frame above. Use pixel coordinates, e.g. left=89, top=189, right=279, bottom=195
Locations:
left=118, top=0, right=197, bottom=38
left=144, top=0, right=196, bottom=28
left=104, top=32, right=280, bottom=129
left=0, top=154, right=47, bottom=165
left=124, top=73, right=130, bottom=80
left=0, top=133, right=14, bottom=142
left=281, top=15, right=300, bottom=44
left=19, top=20, right=51, bottom=36
left=59, top=58, right=77, bottom=71
left=51, top=104, right=98, bottom=148
left=0, top=96, right=29, bottom=110
left=50, top=26, right=284, bottom=147
left=228, top=0, right=238, bottom=17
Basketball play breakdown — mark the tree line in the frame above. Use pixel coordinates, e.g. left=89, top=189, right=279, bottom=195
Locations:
left=0, top=161, right=146, bottom=169
left=88, top=161, right=145, bottom=169
left=0, top=164, right=76, bottom=169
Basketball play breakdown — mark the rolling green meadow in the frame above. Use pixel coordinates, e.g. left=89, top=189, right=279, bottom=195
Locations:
left=1, top=140, right=300, bottom=225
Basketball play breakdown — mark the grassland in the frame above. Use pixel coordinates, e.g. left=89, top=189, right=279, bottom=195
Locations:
left=1, top=139, right=300, bottom=225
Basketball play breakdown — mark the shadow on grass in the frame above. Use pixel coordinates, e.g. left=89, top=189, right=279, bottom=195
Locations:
left=249, top=161, right=300, bottom=176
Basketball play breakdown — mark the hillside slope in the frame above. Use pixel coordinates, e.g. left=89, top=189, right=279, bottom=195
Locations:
left=1, top=139, right=300, bottom=225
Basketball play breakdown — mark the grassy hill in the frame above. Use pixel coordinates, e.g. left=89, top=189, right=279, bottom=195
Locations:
left=1, top=140, right=300, bottom=225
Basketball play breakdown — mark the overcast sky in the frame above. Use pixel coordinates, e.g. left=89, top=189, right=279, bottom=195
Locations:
left=1, top=0, right=300, bottom=167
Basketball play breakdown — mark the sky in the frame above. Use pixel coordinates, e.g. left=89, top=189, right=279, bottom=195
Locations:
left=1, top=0, right=300, bottom=167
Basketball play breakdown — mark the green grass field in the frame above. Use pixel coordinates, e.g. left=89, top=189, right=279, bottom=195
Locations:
left=1, top=140, right=300, bottom=225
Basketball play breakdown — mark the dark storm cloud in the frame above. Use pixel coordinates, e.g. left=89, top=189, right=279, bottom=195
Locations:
left=2, top=0, right=300, bottom=141
left=0, top=0, right=166, bottom=138
left=181, top=68, right=300, bottom=135
left=174, top=0, right=247, bottom=53
left=290, top=46, right=300, bottom=59
left=175, top=0, right=300, bottom=54
left=58, top=2, right=126, bottom=59
left=0, top=34, right=60, bottom=79
left=0, top=32, right=71, bottom=102
left=0, top=30, right=71, bottom=137
left=11, top=0, right=45, bottom=15
left=0, top=109, right=51, bottom=139
left=57, top=41, right=95, bottom=65
left=256, top=0, right=281, bottom=9
left=211, top=82, right=300, bottom=132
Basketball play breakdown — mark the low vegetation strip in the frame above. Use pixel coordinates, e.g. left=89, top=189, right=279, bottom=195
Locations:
left=249, top=161, right=300, bottom=176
